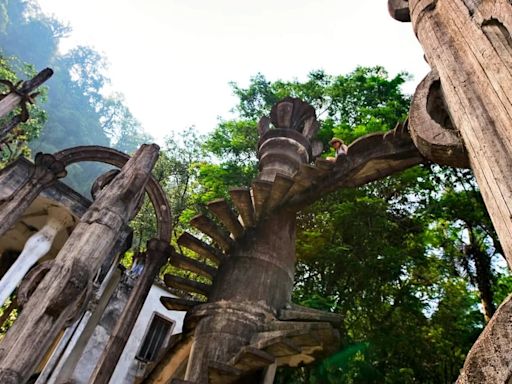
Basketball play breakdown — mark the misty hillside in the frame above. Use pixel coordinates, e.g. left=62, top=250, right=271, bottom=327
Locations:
left=0, top=0, right=152, bottom=196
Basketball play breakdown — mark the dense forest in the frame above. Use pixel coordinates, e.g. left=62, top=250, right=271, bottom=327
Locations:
left=0, top=0, right=151, bottom=195
left=0, top=0, right=511, bottom=383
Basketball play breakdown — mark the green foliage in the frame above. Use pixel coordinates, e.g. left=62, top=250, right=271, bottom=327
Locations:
left=0, top=0, right=153, bottom=195
left=230, top=67, right=410, bottom=145
left=494, top=272, right=512, bottom=304
left=0, top=53, right=47, bottom=166
left=130, top=127, right=207, bottom=248
left=0, top=296, right=17, bottom=338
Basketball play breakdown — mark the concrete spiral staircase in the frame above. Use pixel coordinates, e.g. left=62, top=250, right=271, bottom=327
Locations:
left=160, top=163, right=343, bottom=382
left=153, top=98, right=425, bottom=382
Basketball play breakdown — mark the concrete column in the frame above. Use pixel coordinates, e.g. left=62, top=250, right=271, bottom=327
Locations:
left=0, top=153, right=67, bottom=239
left=185, top=98, right=317, bottom=381
left=0, top=144, right=159, bottom=384
left=0, top=206, right=74, bottom=306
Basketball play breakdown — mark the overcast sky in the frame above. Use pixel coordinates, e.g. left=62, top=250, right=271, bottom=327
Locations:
left=37, top=0, right=430, bottom=144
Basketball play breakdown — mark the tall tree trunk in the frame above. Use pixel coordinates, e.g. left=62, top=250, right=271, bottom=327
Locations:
left=466, top=229, right=495, bottom=322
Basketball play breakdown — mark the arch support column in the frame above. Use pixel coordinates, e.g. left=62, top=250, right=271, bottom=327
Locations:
left=0, top=153, right=66, bottom=239
left=0, top=144, right=159, bottom=384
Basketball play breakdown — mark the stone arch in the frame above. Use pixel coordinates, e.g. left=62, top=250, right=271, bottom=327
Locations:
left=53, top=145, right=171, bottom=241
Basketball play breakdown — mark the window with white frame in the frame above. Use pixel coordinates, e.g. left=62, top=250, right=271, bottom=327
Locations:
left=135, top=313, right=174, bottom=362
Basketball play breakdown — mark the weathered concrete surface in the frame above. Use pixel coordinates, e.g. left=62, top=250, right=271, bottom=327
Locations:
left=0, top=144, right=159, bottom=384
left=70, top=276, right=133, bottom=384
left=456, top=294, right=512, bottom=383
left=0, top=153, right=67, bottom=239
left=389, top=0, right=512, bottom=379
left=406, top=0, right=512, bottom=268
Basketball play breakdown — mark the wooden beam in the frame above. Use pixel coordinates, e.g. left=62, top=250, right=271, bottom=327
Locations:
left=0, top=68, right=53, bottom=119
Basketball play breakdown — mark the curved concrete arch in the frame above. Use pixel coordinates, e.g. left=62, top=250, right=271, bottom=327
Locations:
left=54, top=145, right=171, bottom=241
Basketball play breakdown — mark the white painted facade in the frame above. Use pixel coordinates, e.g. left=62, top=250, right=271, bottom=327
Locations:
left=109, top=284, right=186, bottom=384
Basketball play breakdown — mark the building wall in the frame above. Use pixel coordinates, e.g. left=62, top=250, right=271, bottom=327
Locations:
left=109, top=284, right=186, bottom=384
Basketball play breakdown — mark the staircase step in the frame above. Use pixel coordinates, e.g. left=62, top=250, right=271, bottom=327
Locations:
left=190, top=214, right=233, bottom=251
left=164, top=274, right=211, bottom=297
left=262, top=321, right=335, bottom=349
left=231, top=346, right=275, bottom=372
left=229, top=188, right=255, bottom=228
left=177, top=232, right=224, bottom=265
left=283, top=168, right=315, bottom=200
left=208, top=360, right=243, bottom=384
left=251, top=180, right=273, bottom=220
left=207, top=198, right=244, bottom=239
left=169, top=248, right=217, bottom=279
left=160, top=296, right=203, bottom=311
left=278, top=304, right=343, bottom=325
left=266, top=173, right=294, bottom=210
left=251, top=334, right=301, bottom=357
left=315, top=157, right=335, bottom=171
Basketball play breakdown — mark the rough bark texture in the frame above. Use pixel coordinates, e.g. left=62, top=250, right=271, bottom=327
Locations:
left=0, top=68, right=53, bottom=117
left=0, top=144, right=159, bottom=384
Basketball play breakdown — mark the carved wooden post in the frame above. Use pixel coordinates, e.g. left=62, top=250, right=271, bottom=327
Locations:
left=184, top=98, right=320, bottom=382
left=388, top=1, right=512, bottom=381
left=0, top=144, right=159, bottom=384
left=89, top=238, right=171, bottom=384
left=389, top=0, right=512, bottom=265
left=0, top=152, right=67, bottom=239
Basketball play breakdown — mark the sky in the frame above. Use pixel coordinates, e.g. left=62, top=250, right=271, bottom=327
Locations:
left=36, top=0, right=430, bottom=144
